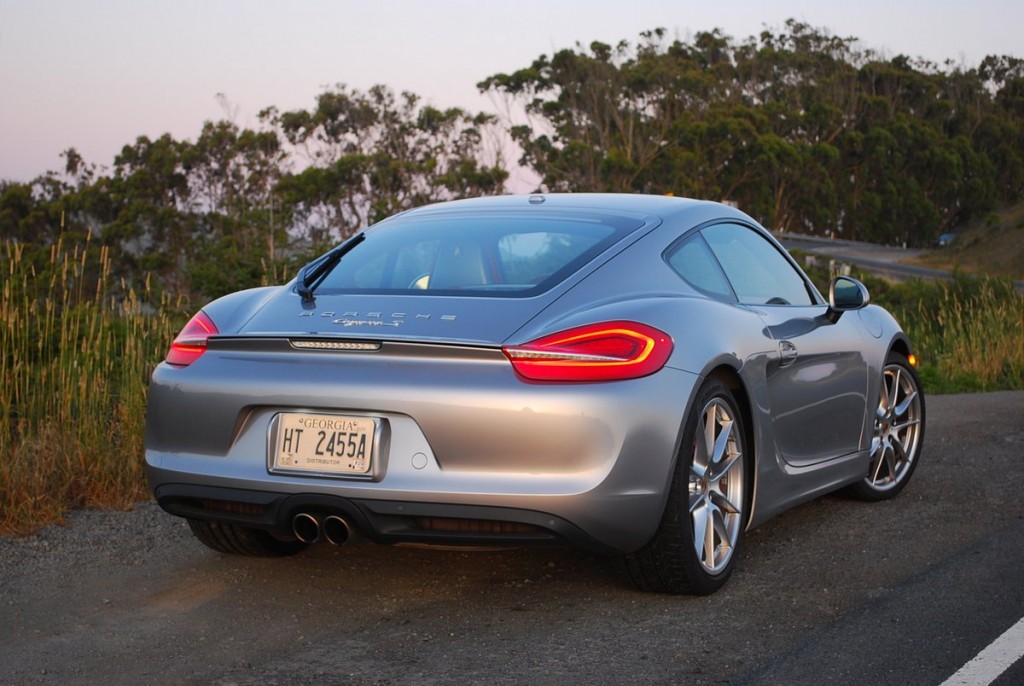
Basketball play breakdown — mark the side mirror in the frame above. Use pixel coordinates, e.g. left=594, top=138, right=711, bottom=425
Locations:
left=825, top=276, right=870, bottom=323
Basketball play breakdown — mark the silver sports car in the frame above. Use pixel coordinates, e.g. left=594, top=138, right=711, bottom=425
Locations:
left=145, top=193, right=925, bottom=594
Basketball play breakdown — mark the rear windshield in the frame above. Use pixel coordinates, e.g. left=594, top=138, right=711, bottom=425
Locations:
left=312, top=212, right=644, bottom=297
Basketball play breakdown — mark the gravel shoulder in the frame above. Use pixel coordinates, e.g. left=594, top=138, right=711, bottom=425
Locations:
left=2, top=391, right=1023, bottom=685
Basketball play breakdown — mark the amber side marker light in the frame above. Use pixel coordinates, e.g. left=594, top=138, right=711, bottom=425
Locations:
left=908, top=354, right=919, bottom=367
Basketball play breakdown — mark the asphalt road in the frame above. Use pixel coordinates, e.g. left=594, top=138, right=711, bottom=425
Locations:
left=776, top=234, right=1024, bottom=292
left=2, top=391, right=1023, bottom=685
left=778, top=234, right=943, bottom=280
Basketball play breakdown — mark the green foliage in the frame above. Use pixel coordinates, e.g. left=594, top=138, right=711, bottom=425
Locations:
left=4, top=22, right=1022, bottom=301
left=481, top=19, right=1024, bottom=245
left=262, top=84, right=507, bottom=245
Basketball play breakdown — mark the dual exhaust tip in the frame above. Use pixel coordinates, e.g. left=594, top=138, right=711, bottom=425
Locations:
left=292, top=513, right=354, bottom=546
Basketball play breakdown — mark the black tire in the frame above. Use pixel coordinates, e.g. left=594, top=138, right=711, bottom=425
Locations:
left=187, top=519, right=309, bottom=557
left=621, top=377, right=750, bottom=595
left=846, top=351, right=926, bottom=501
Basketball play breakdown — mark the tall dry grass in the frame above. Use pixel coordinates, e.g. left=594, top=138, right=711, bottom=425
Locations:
left=1, top=238, right=186, bottom=533
left=890, top=277, right=1024, bottom=393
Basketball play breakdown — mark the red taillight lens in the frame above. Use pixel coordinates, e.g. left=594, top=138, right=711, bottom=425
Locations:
left=166, top=311, right=218, bottom=367
left=503, top=321, right=673, bottom=382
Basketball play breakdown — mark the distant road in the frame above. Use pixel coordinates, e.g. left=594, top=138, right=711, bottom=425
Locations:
left=776, top=233, right=1024, bottom=293
left=777, top=233, right=948, bottom=280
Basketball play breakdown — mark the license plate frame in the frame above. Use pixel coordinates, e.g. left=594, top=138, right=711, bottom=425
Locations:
left=269, top=412, right=378, bottom=478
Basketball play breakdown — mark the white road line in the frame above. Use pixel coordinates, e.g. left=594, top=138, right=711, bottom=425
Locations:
left=941, top=616, right=1024, bottom=686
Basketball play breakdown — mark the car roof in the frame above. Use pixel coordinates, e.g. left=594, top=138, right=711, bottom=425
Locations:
left=395, top=193, right=728, bottom=222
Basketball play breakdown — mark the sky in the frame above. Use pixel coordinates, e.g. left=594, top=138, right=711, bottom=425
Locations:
left=2, top=0, right=1022, bottom=189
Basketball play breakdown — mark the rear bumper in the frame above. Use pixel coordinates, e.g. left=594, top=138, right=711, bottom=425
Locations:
left=153, top=483, right=615, bottom=552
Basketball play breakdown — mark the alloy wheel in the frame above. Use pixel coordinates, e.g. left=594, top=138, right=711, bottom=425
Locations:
left=868, top=362, right=923, bottom=491
left=689, top=398, right=745, bottom=575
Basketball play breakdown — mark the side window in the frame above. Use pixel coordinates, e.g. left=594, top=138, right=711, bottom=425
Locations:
left=701, top=223, right=814, bottom=306
left=665, top=235, right=735, bottom=300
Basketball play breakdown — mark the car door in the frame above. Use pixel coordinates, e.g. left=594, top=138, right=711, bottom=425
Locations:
left=701, top=223, right=869, bottom=466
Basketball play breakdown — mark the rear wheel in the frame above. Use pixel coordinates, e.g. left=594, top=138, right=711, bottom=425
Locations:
left=622, top=377, right=749, bottom=594
left=847, top=351, right=925, bottom=501
left=187, top=519, right=309, bottom=557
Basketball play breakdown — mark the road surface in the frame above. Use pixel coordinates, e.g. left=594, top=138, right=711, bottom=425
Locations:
left=2, top=391, right=1023, bottom=685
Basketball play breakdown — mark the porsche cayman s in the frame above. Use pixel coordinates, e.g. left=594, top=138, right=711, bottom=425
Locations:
left=145, top=193, right=925, bottom=594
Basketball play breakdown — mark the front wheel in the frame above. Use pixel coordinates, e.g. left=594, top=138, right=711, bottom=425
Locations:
left=621, top=377, right=749, bottom=595
left=846, top=351, right=925, bottom=501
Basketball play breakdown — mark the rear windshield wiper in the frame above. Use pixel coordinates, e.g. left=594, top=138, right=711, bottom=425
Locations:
left=295, top=232, right=366, bottom=302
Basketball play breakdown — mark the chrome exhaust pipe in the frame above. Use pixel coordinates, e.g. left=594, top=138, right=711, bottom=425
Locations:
left=322, top=515, right=352, bottom=546
left=292, top=513, right=321, bottom=543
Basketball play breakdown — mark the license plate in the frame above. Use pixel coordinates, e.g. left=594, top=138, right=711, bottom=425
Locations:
left=272, top=413, right=375, bottom=476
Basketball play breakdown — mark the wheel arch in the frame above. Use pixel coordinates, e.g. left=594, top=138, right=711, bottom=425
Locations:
left=888, top=334, right=912, bottom=359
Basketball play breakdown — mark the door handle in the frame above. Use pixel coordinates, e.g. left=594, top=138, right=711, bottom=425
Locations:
left=779, top=340, right=798, bottom=367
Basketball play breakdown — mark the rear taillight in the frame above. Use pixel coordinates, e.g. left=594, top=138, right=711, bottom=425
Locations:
left=166, top=311, right=218, bottom=367
left=503, top=321, right=673, bottom=382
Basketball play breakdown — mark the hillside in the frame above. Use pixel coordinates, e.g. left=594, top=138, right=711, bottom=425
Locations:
left=911, top=203, right=1024, bottom=280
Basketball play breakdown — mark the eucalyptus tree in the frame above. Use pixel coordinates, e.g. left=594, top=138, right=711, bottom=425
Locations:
left=481, top=20, right=1023, bottom=245
left=182, top=120, right=288, bottom=297
left=263, top=84, right=507, bottom=248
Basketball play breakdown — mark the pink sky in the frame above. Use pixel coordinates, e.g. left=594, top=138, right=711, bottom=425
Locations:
left=2, top=0, right=1021, bottom=186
